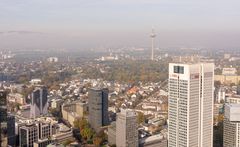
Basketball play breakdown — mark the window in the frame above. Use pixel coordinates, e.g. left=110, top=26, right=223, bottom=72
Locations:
left=174, top=66, right=184, bottom=74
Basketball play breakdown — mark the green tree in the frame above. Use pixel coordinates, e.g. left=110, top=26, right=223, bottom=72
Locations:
left=137, top=112, right=145, bottom=124
left=73, top=119, right=81, bottom=128
left=79, top=118, right=88, bottom=130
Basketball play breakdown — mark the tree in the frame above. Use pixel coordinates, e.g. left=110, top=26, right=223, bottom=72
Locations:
left=93, top=137, right=102, bottom=147
left=79, top=118, right=88, bottom=130
left=63, top=139, right=72, bottom=146
left=80, top=127, right=94, bottom=141
left=217, top=114, right=224, bottom=122
left=73, top=118, right=81, bottom=128
left=137, top=112, right=145, bottom=124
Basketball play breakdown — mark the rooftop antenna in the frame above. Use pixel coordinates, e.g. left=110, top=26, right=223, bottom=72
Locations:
left=150, top=28, right=156, bottom=60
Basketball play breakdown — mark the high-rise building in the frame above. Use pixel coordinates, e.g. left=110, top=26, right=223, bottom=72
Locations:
left=116, top=109, right=138, bottom=147
left=168, top=63, right=214, bottom=147
left=224, top=104, right=240, bottom=147
left=88, top=88, right=109, bottom=132
left=7, top=114, right=16, bottom=147
left=30, top=86, right=48, bottom=118
left=0, top=90, right=7, bottom=147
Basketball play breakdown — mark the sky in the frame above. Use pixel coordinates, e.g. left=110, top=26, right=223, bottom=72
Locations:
left=1, top=0, right=240, bottom=50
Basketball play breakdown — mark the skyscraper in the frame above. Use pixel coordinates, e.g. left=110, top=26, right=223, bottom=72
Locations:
left=168, top=63, right=214, bottom=147
left=0, top=90, right=7, bottom=147
left=116, top=109, right=138, bottom=147
left=7, top=114, right=16, bottom=147
left=88, top=88, right=109, bottom=132
left=224, top=104, right=240, bottom=147
left=30, top=86, right=48, bottom=118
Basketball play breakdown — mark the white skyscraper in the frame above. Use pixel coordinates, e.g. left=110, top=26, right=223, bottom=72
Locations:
left=116, top=109, right=138, bottom=147
left=224, top=104, right=240, bottom=147
left=168, top=63, right=214, bottom=147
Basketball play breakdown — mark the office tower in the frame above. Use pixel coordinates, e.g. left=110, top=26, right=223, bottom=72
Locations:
left=0, top=90, right=7, bottom=147
left=88, top=88, right=109, bottom=132
left=7, top=114, right=16, bottom=147
left=224, top=104, right=240, bottom=147
left=168, top=63, right=214, bottom=147
left=116, top=109, right=138, bottom=147
left=19, top=124, right=38, bottom=147
left=30, top=86, right=48, bottom=118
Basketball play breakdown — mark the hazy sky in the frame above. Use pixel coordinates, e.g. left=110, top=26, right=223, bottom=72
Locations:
left=1, top=0, right=240, bottom=50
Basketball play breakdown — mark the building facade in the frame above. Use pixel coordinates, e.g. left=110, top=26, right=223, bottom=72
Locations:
left=30, top=86, right=48, bottom=118
left=19, top=124, right=38, bottom=147
left=88, top=88, right=109, bottom=132
left=7, top=114, right=16, bottom=147
left=0, top=90, right=7, bottom=147
left=168, top=63, right=214, bottom=147
left=116, top=109, right=138, bottom=147
left=224, top=104, right=240, bottom=147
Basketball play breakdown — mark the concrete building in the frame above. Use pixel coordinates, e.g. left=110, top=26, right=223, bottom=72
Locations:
left=0, top=90, right=7, bottom=147
left=168, top=63, right=214, bottom=147
left=62, top=101, right=87, bottom=126
left=226, top=95, right=240, bottom=104
left=88, top=88, right=109, bottom=132
left=215, top=75, right=240, bottom=85
left=51, top=123, right=73, bottom=144
left=224, top=104, right=240, bottom=147
left=19, top=124, right=38, bottom=147
left=217, top=87, right=226, bottom=103
left=108, top=122, right=116, bottom=146
left=139, top=134, right=167, bottom=147
left=116, top=109, right=138, bottom=147
left=30, top=86, right=48, bottom=118
left=19, top=117, right=58, bottom=147
left=222, top=68, right=237, bottom=75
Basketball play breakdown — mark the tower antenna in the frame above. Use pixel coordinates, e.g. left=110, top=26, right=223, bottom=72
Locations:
left=150, top=28, right=156, bottom=60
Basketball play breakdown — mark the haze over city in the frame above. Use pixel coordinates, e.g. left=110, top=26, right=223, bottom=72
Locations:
left=1, top=1, right=240, bottom=147
left=1, top=0, right=240, bottom=50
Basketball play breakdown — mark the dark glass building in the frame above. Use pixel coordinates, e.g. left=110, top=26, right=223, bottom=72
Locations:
left=88, top=88, right=109, bottom=132
left=30, top=86, right=48, bottom=118
left=0, top=90, right=7, bottom=147
left=7, top=114, right=16, bottom=147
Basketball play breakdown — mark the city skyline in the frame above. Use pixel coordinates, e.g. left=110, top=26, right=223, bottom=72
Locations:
left=1, top=0, right=240, bottom=50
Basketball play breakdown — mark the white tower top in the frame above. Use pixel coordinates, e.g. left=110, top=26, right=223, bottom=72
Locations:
left=150, top=29, right=156, bottom=60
